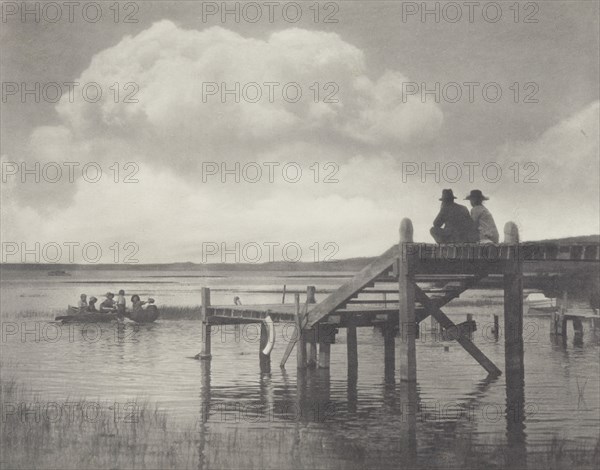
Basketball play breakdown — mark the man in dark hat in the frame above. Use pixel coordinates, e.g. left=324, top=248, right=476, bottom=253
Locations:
left=466, top=190, right=499, bottom=243
left=430, top=189, right=479, bottom=243
left=99, top=292, right=116, bottom=313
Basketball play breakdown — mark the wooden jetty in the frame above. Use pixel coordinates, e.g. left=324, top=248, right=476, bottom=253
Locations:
left=195, top=219, right=600, bottom=385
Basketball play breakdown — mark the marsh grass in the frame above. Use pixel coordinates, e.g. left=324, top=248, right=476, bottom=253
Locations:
left=2, top=374, right=598, bottom=470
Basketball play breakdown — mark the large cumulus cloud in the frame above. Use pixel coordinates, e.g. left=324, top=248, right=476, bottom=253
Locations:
left=2, top=21, right=598, bottom=262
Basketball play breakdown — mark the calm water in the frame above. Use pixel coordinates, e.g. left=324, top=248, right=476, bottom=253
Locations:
left=1, top=267, right=599, bottom=468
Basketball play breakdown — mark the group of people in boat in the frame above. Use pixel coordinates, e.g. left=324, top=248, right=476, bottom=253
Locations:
left=76, top=290, right=155, bottom=315
left=430, top=189, right=499, bottom=244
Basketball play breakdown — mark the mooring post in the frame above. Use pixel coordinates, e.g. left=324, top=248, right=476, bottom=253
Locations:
left=503, top=222, right=524, bottom=378
left=259, top=322, right=271, bottom=374
left=318, top=341, right=331, bottom=369
left=398, top=218, right=416, bottom=382
left=199, top=287, right=212, bottom=360
left=295, top=293, right=307, bottom=369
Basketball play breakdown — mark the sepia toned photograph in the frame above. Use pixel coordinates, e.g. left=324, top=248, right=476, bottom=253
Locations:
left=1, top=1, right=599, bottom=469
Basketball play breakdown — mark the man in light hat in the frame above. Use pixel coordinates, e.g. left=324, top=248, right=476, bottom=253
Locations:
left=430, top=189, right=479, bottom=243
left=466, top=190, right=499, bottom=244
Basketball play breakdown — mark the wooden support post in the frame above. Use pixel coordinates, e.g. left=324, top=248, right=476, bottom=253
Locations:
left=306, top=286, right=317, bottom=304
left=259, top=322, right=271, bottom=374
left=295, top=294, right=307, bottom=369
left=559, top=291, right=568, bottom=338
left=503, top=222, right=524, bottom=379
left=430, top=315, right=438, bottom=332
left=307, top=341, right=318, bottom=368
left=306, top=287, right=317, bottom=368
left=573, top=316, right=584, bottom=344
left=347, top=322, right=358, bottom=374
left=398, top=218, right=416, bottom=382
left=383, top=325, right=395, bottom=383
left=502, top=223, right=527, bottom=468
left=199, top=288, right=212, bottom=360
left=466, top=313, right=474, bottom=338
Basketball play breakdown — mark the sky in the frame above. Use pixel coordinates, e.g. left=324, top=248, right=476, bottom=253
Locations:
left=1, top=1, right=599, bottom=264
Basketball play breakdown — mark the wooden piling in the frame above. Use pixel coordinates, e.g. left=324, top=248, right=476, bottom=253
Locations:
left=307, top=286, right=317, bottom=304
left=347, top=322, right=358, bottom=374
left=199, top=287, right=212, bottom=360
left=259, top=322, right=271, bottom=373
left=383, top=325, right=395, bottom=382
left=398, top=218, right=416, bottom=382
left=295, top=294, right=307, bottom=369
left=306, top=286, right=318, bottom=368
left=492, top=314, right=499, bottom=340
left=573, top=317, right=584, bottom=345
left=503, top=222, right=524, bottom=378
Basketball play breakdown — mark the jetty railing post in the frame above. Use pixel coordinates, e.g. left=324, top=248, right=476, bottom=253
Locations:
left=503, top=222, right=524, bottom=379
left=398, top=218, right=416, bottom=382
left=199, top=287, right=212, bottom=360
left=295, top=293, right=307, bottom=369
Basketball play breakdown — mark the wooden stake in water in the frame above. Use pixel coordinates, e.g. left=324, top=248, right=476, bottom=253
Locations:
left=199, top=287, right=212, bottom=360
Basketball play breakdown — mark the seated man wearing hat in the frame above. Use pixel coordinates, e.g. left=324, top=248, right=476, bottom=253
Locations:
left=466, top=190, right=499, bottom=244
left=430, top=189, right=479, bottom=244
left=99, top=292, right=117, bottom=313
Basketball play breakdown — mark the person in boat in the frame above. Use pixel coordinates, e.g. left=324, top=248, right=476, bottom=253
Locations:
left=116, top=290, right=126, bottom=319
left=86, top=296, right=98, bottom=312
left=77, top=294, right=88, bottom=310
left=99, top=292, right=117, bottom=312
left=430, top=189, right=478, bottom=244
left=131, top=294, right=147, bottom=313
left=465, top=189, right=499, bottom=244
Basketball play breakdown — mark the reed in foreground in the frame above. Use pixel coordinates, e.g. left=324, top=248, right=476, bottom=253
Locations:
left=2, top=376, right=598, bottom=470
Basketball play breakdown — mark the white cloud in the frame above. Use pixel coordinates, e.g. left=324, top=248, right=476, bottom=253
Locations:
left=2, top=21, right=598, bottom=262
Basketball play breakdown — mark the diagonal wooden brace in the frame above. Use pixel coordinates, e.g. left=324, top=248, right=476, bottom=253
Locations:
left=415, top=286, right=501, bottom=377
left=415, top=275, right=487, bottom=323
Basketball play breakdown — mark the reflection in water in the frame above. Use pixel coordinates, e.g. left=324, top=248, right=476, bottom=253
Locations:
left=196, top=357, right=536, bottom=469
left=2, top=267, right=599, bottom=468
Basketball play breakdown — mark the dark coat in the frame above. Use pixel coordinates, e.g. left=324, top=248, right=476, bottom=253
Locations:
left=432, top=202, right=479, bottom=243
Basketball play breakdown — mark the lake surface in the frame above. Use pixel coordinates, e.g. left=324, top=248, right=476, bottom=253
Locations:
left=1, top=267, right=599, bottom=468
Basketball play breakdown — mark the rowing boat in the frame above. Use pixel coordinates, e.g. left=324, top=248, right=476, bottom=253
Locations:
left=56, top=305, right=160, bottom=323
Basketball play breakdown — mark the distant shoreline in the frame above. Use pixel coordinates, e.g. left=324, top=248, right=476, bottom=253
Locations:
left=2, top=235, right=599, bottom=273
